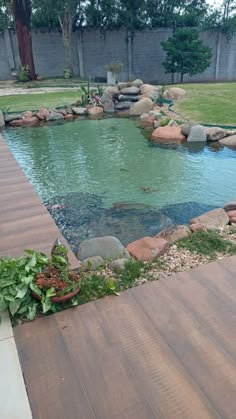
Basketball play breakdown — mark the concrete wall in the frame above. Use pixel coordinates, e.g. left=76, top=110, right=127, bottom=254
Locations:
left=0, top=27, right=236, bottom=82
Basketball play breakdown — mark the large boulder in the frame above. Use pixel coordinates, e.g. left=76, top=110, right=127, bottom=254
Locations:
left=36, top=108, right=49, bottom=120
left=127, top=237, right=169, bottom=262
left=4, top=114, right=22, bottom=123
left=151, top=126, right=186, bottom=143
left=181, top=122, right=197, bottom=137
left=77, top=236, right=130, bottom=261
left=72, top=107, right=87, bottom=115
left=9, top=117, right=39, bottom=127
left=219, top=135, right=236, bottom=148
left=155, top=225, right=191, bottom=244
left=118, top=82, right=128, bottom=90
left=115, top=102, right=133, bottom=110
left=109, top=258, right=128, bottom=273
left=140, top=84, right=159, bottom=95
left=88, top=107, right=104, bottom=116
left=80, top=256, right=104, bottom=272
left=187, top=125, right=207, bottom=142
left=0, top=110, right=5, bottom=128
left=120, top=86, right=140, bottom=95
left=224, top=199, right=236, bottom=212
left=129, top=98, right=153, bottom=116
left=46, top=111, right=64, bottom=121
left=165, top=87, right=186, bottom=100
left=190, top=208, right=229, bottom=230
left=206, top=127, right=226, bottom=141
left=131, top=79, right=143, bottom=88
left=101, top=86, right=119, bottom=113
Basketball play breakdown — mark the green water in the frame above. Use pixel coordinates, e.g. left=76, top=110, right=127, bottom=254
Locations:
left=5, top=118, right=236, bottom=209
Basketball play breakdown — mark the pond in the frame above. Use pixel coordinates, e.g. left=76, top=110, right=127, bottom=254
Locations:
left=4, top=118, right=236, bottom=251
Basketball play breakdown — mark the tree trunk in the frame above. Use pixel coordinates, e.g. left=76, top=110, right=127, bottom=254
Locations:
left=181, top=72, right=184, bottom=83
left=171, top=73, right=174, bottom=84
left=14, top=0, right=36, bottom=80
left=59, top=13, right=73, bottom=72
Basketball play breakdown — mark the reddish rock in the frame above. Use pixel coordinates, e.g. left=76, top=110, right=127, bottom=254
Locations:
left=190, top=223, right=207, bottom=233
left=22, top=111, right=33, bottom=119
left=230, top=217, right=236, bottom=224
left=151, top=126, right=186, bottom=143
left=190, top=208, right=229, bottom=229
left=127, top=237, right=169, bottom=262
left=9, top=117, right=39, bottom=127
left=227, top=210, right=236, bottom=219
left=36, top=108, right=49, bottom=120
left=140, top=113, right=155, bottom=127
left=88, top=106, right=104, bottom=115
left=56, top=109, right=67, bottom=116
left=64, top=114, right=74, bottom=120
left=155, top=225, right=191, bottom=244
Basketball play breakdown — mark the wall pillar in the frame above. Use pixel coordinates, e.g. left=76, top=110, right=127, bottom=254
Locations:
left=127, top=30, right=133, bottom=80
left=4, top=29, right=16, bottom=71
left=77, top=31, right=84, bottom=78
left=214, top=30, right=222, bottom=81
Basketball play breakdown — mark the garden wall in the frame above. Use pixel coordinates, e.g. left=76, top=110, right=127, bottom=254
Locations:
left=0, top=27, right=236, bottom=83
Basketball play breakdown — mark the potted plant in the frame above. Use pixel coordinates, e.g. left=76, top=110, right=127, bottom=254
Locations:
left=64, top=68, right=73, bottom=79
left=104, top=63, right=123, bottom=85
left=0, top=239, right=80, bottom=321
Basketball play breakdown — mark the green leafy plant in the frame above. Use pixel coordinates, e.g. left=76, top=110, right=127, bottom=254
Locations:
left=17, top=65, right=31, bottom=83
left=80, top=79, right=91, bottom=105
left=160, top=117, right=171, bottom=126
left=64, top=68, right=73, bottom=79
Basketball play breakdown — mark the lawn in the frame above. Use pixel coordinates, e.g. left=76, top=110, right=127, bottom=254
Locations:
left=174, top=83, right=236, bottom=126
left=0, top=90, right=82, bottom=112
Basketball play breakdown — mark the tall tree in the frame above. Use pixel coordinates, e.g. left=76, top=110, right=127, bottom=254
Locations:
left=161, top=28, right=212, bottom=82
left=13, top=0, right=36, bottom=79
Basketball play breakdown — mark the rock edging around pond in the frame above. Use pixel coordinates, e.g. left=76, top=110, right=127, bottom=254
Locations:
left=76, top=200, right=236, bottom=270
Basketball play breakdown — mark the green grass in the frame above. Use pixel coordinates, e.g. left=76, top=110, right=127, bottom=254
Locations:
left=0, top=76, right=84, bottom=89
left=176, top=230, right=236, bottom=259
left=0, top=91, right=82, bottom=113
left=174, top=83, right=236, bottom=126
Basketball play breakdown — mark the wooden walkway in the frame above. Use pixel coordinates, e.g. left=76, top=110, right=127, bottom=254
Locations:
left=0, top=134, right=78, bottom=268
left=15, top=255, right=236, bottom=419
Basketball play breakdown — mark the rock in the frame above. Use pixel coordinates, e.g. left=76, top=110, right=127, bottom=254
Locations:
left=0, top=110, right=5, bottom=128
left=140, top=113, right=155, bottom=127
left=155, top=225, right=191, bottom=244
left=190, top=208, right=229, bottom=230
left=140, top=84, right=159, bottom=95
left=190, top=223, right=207, bottom=233
left=230, top=217, right=236, bottom=224
left=131, top=79, right=143, bottom=88
left=72, top=107, right=87, bottom=115
left=118, top=94, right=139, bottom=102
left=127, top=237, right=169, bottom=262
left=154, top=120, right=161, bottom=128
left=77, top=236, right=130, bottom=261
left=88, top=107, right=104, bottom=115
left=109, top=258, right=128, bottom=273
left=181, top=122, right=197, bottom=137
left=206, top=127, right=226, bottom=141
left=168, top=119, right=178, bottom=127
left=106, top=86, right=119, bottom=96
left=225, top=129, right=236, bottom=136
left=36, top=108, right=49, bottom=120
left=64, top=114, right=74, bottom=120
left=151, top=126, right=186, bottom=143
left=4, top=114, right=22, bottom=123
left=149, top=110, right=162, bottom=120
left=118, top=82, right=128, bottom=90
left=9, top=116, right=39, bottom=127
left=56, top=109, right=67, bottom=116
left=46, top=111, right=64, bottom=121
left=219, top=135, right=236, bottom=147
left=80, top=256, right=104, bottom=271
left=22, top=111, right=33, bottom=119
left=129, top=98, right=153, bottom=116
left=115, top=102, right=133, bottom=110
left=187, top=125, right=206, bottom=142
left=224, top=200, right=236, bottom=212
left=120, top=86, right=140, bottom=95
left=165, top=87, right=186, bottom=100
left=101, top=87, right=119, bottom=113
left=226, top=210, right=236, bottom=219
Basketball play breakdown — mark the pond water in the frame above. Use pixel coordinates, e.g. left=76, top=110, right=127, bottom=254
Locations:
left=4, top=118, right=236, bottom=251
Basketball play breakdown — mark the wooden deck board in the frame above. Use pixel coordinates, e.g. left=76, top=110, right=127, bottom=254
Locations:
left=14, top=256, right=236, bottom=419
left=0, top=134, right=78, bottom=269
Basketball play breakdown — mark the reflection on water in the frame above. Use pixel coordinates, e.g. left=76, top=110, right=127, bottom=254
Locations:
left=4, top=118, right=236, bottom=248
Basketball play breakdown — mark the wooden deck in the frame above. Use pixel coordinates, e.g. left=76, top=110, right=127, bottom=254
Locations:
left=14, top=256, right=236, bottom=419
left=0, top=134, right=78, bottom=269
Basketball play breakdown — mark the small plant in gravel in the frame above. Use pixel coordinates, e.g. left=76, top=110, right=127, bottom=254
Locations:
left=176, top=230, right=236, bottom=259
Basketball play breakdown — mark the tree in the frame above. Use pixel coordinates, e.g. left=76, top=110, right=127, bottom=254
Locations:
left=13, top=0, right=36, bottom=79
left=161, top=28, right=212, bottom=82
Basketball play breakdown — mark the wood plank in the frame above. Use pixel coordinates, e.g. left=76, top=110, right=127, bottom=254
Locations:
left=132, top=280, right=236, bottom=418
left=14, top=317, right=95, bottom=419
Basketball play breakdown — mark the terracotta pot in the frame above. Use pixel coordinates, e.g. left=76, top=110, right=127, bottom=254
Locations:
left=32, top=285, right=80, bottom=304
